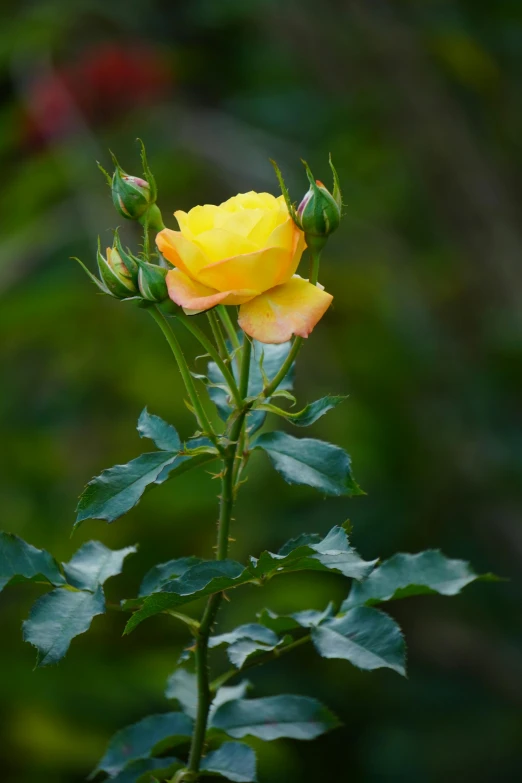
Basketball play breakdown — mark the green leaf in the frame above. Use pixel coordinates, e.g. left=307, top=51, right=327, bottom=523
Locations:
left=211, top=695, right=340, bottom=741
left=311, top=607, right=406, bottom=676
left=253, top=525, right=377, bottom=581
left=210, top=681, right=251, bottom=721
left=226, top=638, right=285, bottom=669
left=23, top=586, right=105, bottom=666
left=75, top=451, right=179, bottom=525
left=0, top=532, right=65, bottom=592
left=155, top=447, right=217, bottom=483
left=137, top=408, right=181, bottom=452
left=209, top=623, right=278, bottom=650
left=139, top=557, right=203, bottom=597
left=255, top=395, right=347, bottom=427
left=254, top=432, right=363, bottom=496
left=201, top=742, right=257, bottom=782
left=75, top=449, right=216, bottom=525
left=258, top=604, right=335, bottom=633
left=125, top=527, right=374, bottom=634
left=124, top=561, right=251, bottom=634
left=165, top=669, right=198, bottom=719
left=63, top=541, right=137, bottom=591
left=342, top=550, right=491, bottom=611
left=207, top=338, right=295, bottom=433
left=110, top=757, right=183, bottom=783
left=209, top=623, right=282, bottom=669
left=91, top=712, right=193, bottom=778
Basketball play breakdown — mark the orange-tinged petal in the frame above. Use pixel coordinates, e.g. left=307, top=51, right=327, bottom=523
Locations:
left=273, top=223, right=306, bottom=285
left=238, top=275, right=333, bottom=344
left=156, top=229, right=209, bottom=276
left=166, top=268, right=257, bottom=314
left=196, top=245, right=292, bottom=293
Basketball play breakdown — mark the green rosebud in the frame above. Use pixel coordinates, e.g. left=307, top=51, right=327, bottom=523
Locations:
left=105, top=141, right=164, bottom=229
left=271, top=155, right=342, bottom=251
left=97, top=240, right=139, bottom=299
left=112, top=168, right=152, bottom=220
left=137, top=260, right=169, bottom=302
left=296, top=158, right=342, bottom=245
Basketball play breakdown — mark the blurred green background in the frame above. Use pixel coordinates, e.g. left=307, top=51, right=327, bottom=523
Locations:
left=2, top=0, right=522, bottom=780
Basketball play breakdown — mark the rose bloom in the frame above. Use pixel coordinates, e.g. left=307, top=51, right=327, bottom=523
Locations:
left=156, top=192, right=333, bottom=344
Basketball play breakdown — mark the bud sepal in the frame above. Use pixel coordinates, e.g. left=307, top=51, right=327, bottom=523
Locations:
left=137, top=260, right=169, bottom=302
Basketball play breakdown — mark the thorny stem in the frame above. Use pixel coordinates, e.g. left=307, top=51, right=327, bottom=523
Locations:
left=186, top=335, right=252, bottom=778
left=148, top=306, right=222, bottom=453
left=176, top=312, right=242, bottom=408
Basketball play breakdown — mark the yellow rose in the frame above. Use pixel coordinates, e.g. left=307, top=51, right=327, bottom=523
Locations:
left=156, top=192, right=333, bottom=344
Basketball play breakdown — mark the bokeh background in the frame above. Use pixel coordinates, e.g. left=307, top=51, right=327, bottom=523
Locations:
left=2, top=1, right=522, bottom=781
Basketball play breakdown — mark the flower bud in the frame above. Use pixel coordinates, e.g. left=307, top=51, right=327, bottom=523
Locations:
left=271, top=156, right=343, bottom=248
left=137, top=260, right=168, bottom=302
left=112, top=167, right=153, bottom=220
left=296, top=158, right=342, bottom=244
left=97, top=242, right=139, bottom=298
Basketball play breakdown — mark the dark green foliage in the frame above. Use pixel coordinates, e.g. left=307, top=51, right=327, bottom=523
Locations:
left=254, top=432, right=363, bottom=496
left=252, top=524, right=376, bottom=580
left=124, top=526, right=375, bottom=632
left=342, top=550, right=492, bottom=610
left=0, top=532, right=65, bottom=591
left=137, top=408, right=181, bottom=451
left=200, top=742, right=257, bottom=782
left=109, top=757, right=184, bottom=783
left=210, top=695, right=340, bottom=741
left=207, top=338, right=295, bottom=432
left=139, top=556, right=203, bottom=597
left=255, top=394, right=347, bottom=427
left=311, top=607, right=406, bottom=676
left=63, top=540, right=137, bottom=591
left=23, top=586, right=106, bottom=667
left=91, top=712, right=193, bottom=777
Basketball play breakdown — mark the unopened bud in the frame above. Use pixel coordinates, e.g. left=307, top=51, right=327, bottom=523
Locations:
left=137, top=261, right=168, bottom=302
left=112, top=168, right=153, bottom=220
left=296, top=160, right=342, bottom=243
left=97, top=242, right=139, bottom=299
left=271, top=156, right=342, bottom=250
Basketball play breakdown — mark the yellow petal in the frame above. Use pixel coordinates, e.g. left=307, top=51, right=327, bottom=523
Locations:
left=180, top=204, right=222, bottom=236
left=196, top=246, right=293, bottom=293
left=166, top=268, right=257, bottom=313
left=193, top=228, right=260, bottom=262
left=220, top=192, right=281, bottom=212
left=219, top=208, right=266, bottom=239
left=156, top=229, right=209, bottom=277
left=238, top=275, right=333, bottom=344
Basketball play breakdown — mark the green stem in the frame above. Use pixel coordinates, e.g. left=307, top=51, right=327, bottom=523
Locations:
left=217, top=306, right=241, bottom=352
left=176, top=312, right=242, bottom=408
left=237, top=336, right=251, bottom=399
left=308, top=243, right=323, bottom=286
left=211, top=634, right=311, bottom=691
left=148, top=306, right=222, bottom=452
left=142, top=212, right=150, bottom=261
left=207, top=311, right=228, bottom=360
left=262, top=337, right=303, bottom=398
left=186, top=337, right=252, bottom=778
